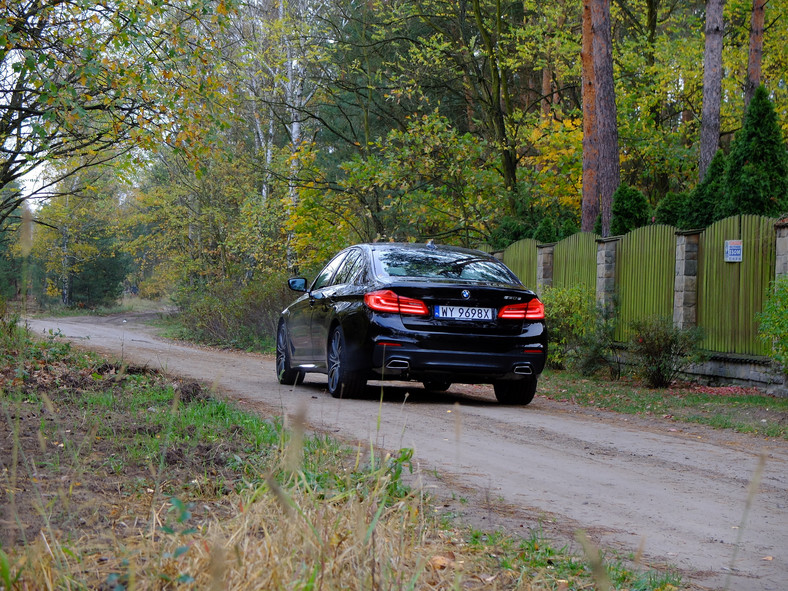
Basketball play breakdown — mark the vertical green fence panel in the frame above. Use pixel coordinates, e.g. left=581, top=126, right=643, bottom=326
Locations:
left=503, top=238, right=537, bottom=288
left=698, top=215, right=775, bottom=354
left=615, top=225, right=677, bottom=341
left=553, top=232, right=599, bottom=290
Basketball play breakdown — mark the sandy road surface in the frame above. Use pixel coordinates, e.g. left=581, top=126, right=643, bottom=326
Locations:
left=24, top=313, right=788, bottom=591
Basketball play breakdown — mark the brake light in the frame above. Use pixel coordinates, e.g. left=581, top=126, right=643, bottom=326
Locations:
left=498, top=298, right=545, bottom=320
left=364, top=290, right=429, bottom=316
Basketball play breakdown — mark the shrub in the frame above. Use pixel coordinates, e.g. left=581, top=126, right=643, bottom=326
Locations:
left=610, top=184, right=651, bottom=236
left=758, top=275, right=788, bottom=374
left=717, top=85, right=788, bottom=219
left=653, top=192, right=687, bottom=227
left=576, top=299, right=623, bottom=380
left=628, top=316, right=704, bottom=388
left=686, top=149, right=726, bottom=229
left=175, top=271, right=294, bottom=351
left=540, top=285, right=596, bottom=369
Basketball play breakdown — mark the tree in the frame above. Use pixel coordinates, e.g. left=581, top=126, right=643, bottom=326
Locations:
left=0, top=0, right=235, bottom=226
left=718, top=85, right=788, bottom=218
left=581, top=0, right=620, bottom=236
left=686, top=149, right=726, bottom=228
left=610, top=184, right=650, bottom=236
left=744, top=0, right=767, bottom=108
left=699, top=0, right=725, bottom=181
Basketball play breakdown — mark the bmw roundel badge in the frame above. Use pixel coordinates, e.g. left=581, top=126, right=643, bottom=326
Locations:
left=461, top=289, right=471, bottom=299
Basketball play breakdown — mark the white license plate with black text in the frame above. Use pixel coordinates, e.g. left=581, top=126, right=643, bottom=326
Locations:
left=434, top=306, right=494, bottom=320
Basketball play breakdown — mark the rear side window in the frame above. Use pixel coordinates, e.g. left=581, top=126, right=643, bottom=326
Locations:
left=333, top=249, right=366, bottom=285
left=373, top=249, right=519, bottom=285
left=312, top=251, right=349, bottom=290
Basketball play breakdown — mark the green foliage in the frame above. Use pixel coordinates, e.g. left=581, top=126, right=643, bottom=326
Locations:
left=718, top=86, right=788, bottom=219
left=174, top=272, right=294, bottom=351
left=575, top=301, right=622, bottom=380
left=610, top=184, right=651, bottom=236
left=758, top=275, right=788, bottom=373
left=540, top=285, right=596, bottom=369
left=0, top=0, right=237, bottom=224
left=686, top=150, right=727, bottom=229
left=628, top=316, right=705, bottom=388
left=653, top=192, right=687, bottom=227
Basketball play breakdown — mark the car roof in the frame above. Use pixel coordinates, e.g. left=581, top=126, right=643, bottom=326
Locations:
left=361, top=242, right=495, bottom=258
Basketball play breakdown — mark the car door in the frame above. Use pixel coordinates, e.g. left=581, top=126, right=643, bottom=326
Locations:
left=309, top=248, right=365, bottom=364
left=287, top=252, right=348, bottom=364
left=300, top=250, right=350, bottom=363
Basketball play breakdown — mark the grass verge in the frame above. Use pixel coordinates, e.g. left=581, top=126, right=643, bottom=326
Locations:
left=540, top=370, right=788, bottom=439
left=0, top=316, right=680, bottom=590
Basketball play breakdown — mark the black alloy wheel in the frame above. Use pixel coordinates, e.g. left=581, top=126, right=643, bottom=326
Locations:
left=326, top=326, right=365, bottom=398
left=276, top=323, right=304, bottom=386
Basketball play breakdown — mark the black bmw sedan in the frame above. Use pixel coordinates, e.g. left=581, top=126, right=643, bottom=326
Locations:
left=276, top=242, right=547, bottom=405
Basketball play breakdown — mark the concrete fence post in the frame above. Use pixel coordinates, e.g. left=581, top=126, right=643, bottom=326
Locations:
left=776, top=217, right=788, bottom=279
left=596, top=237, right=618, bottom=311
left=536, top=243, right=554, bottom=294
left=673, top=230, right=701, bottom=329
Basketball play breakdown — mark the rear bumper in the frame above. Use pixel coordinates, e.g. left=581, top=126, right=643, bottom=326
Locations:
left=369, top=336, right=547, bottom=383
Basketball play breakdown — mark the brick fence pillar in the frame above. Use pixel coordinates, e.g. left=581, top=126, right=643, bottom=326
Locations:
left=674, top=230, right=701, bottom=329
left=536, top=243, right=554, bottom=294
left=596, top=237, right=618, bottom=311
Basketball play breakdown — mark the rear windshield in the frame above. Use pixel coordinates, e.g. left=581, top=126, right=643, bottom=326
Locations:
left=373, top=248, right=520, bottom=285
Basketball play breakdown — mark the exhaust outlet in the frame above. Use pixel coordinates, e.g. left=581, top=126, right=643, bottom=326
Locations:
left=386, top=359, right=410, bottom=370
left=514, top=364, right=533, bottom=375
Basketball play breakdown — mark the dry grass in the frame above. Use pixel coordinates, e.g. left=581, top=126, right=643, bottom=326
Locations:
left=0, top=315, right=679, bottom=591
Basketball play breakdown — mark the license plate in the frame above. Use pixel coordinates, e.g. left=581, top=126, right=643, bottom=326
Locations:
left=434, top=305, right=494, bottom=320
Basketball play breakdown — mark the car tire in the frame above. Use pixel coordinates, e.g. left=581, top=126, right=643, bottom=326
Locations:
left=423, top=380, right=452, bottom=392
left=493, top=376, right=537, bottom=405
left=276, top=323, right=304, bottom=386
left=327, top=326, right=366, bottom=398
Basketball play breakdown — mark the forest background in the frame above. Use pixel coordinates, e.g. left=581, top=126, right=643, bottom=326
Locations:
left=1, top=0, right=787, bottom=350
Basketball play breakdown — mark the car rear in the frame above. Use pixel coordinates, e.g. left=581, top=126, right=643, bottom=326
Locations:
left=363, top=244, right=547, bottom=383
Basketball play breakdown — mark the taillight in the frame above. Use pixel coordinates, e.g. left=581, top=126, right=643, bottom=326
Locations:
left=498, top=298, right=545, bottom=320
left=364, top=290, right=429, bottom=316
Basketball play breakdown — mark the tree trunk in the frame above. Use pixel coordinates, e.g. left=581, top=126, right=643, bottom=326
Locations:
left=745, top=0, right=766, bottom=108
left=581, top=0, right=598, bottom=232
left=582, top=0, right=619, bottom=236
left=699, top=0, right=725, bottom=181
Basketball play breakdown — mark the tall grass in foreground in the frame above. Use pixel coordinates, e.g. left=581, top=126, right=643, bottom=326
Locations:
left=0, top=313, right=681, bottom=590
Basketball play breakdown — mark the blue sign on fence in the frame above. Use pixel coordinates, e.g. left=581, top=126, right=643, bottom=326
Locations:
left=724, top=240, right=743, bottom=262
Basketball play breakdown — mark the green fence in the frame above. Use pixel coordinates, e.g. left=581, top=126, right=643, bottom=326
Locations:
left=502, top=238, right=537, bottom=288
left=553, top=232, right=599, bottom=290
left=615, top=224, right=677, bottom=341
left=698, top=215, right=776, bottom=355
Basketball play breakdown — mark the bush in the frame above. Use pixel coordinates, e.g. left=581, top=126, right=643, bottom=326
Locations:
left=540, top=285, right=596, bottom=369
left=175, top=271, right=294, bottom=351
left=610, top=184, right=651, bottom=236
left=717, top=85, right=788, bottom=219
left=628, top=316, right=704, bottom=388
left=686, top=149, right=726, bottom=229
left=653, top=192, right=687, bottom=227
left=758, top=275, right=788, bottom=374
left=576, top=300, right=623, bottom=380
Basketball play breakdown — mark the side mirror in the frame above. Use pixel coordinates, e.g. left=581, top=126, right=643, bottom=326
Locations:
left=288, top=277, right=308, bottom=292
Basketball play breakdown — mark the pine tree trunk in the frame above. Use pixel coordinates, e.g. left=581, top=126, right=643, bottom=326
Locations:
left=699, top=0, right=725, bottom=181
left=745, top=0, right=766, bottom=108
left=581, top=0, right=599, bottom=233
left=582, top=0, right=619, bottom=236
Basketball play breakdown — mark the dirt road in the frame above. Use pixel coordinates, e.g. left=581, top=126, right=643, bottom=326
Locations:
left=24, top=313, right=788, bottom=591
